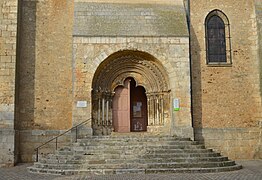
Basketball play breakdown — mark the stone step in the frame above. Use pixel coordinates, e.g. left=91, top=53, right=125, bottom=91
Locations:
left=74, top=144, right=205, bottom=149
left=41, top=151, right=222, bottom=164
left=39, top=154, right=87, bottom=164
left=76, top=141, right=196, bottom=147
left=39, top=152, right=228, bottom=167
left=67, top=148, right=213, bottom=156
left=39, top=155, right=228, bottom=165
left=33, top=160, right=236, bottom=171
left=143, top=152, right=221, bottom=158
left=57, top=150, right=74, bottom=156
left=147, top=161, right=236, bottom=169
left=146, top=165, right=243, bottom=174
left=29, top=164, right=242, bottom=176
left=34, top=162, right=82, bottom=170
left=105, top=156, right=229, bottom=164
left=29, top=167, right=146, bottom=175
left=76, top=139, right=198, bottom=145
left=28, top=167, right=66, bottom=175
left=146, top=148, right=213, bottom=154
left=40, top=153, right=122, bottom=164
left=77, top=137, right=192, bottom=143
left=29, top=135, right=241, bottom=175
left=33, top=162, right=147, bottom=170
left=89, top=135, right=189, bottom=140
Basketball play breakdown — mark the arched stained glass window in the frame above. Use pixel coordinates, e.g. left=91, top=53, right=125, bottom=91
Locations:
left=205, top=10, right=231, bottom=65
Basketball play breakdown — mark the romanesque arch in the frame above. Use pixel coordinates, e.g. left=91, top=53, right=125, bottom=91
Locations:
left=92, top=50, right=170, bottom=135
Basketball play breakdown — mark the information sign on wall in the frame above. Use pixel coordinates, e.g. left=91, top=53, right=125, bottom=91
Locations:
left=76, top=101, right=87, bottom=108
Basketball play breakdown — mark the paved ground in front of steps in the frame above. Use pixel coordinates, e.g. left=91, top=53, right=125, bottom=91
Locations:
left=0, top=160, right=262, bottom=180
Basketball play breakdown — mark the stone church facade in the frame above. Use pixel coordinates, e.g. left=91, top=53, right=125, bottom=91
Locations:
left=0, top=0, right=262, bottom=167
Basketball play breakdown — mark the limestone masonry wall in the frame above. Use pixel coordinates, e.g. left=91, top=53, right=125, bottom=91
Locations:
left=16, top=0, right=74, bottom=162
left=74, top=1, right=188, bottom=37
left=33, top=0, right=74, bottom=130
left=72, top=36, right=192, bottom=138
left=195, top=127, right=262, bottom=159
left=74, top=0, right=184, bottom=5
left=191, top=0, right=262, bottom=128
left=16, top=0, right=36, bottom=131
left=18, top=130, right=71, bottom=162
left=255, top=0, right=262, bottom=159
left=190, top=0, right=262, bottom=159
left=0, top=0, right=17, bottom=167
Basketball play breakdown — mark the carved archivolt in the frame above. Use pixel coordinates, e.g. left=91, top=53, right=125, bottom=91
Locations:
left=91, top=50, right=170, bottom=135
left=92, top=50, right=170, bottom=94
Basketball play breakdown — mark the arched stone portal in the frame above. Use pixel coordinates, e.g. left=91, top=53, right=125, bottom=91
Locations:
left=92, top=50, right=170, bottom=135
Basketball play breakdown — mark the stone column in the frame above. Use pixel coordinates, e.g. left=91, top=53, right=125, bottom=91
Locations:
left=108, top=92, right=114, bottom=126
left=146, top=93, right=155, bottom=126
left=160, top=94, right=164, bottom=125
left=95, top=91, right=114, bottom=135
left=156, top=95, right=159, bottom=125
left=146, top=92, right=170, bottom=134
left=104, top=92, right=113, bottom=126
left=97, top=96, right=101, bottom=125
left=106, top=99, right=109, bottom=125
left=102, top=97, right=105, bottom=125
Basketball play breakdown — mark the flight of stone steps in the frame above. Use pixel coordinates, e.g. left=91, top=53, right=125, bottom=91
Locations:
left=28, top=134, right=242, bottom=175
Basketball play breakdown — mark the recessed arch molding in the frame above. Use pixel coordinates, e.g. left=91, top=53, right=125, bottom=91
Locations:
left=92, top=50, right=171, bottom=135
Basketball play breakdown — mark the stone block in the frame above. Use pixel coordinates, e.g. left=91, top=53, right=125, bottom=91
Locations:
left=0, top=112, right=14, bottom=120
left=194, top=128, right=261, bottom=159
left=0, top=56, right=12, bottom=63
left=0, top=128, right=15, bottom=166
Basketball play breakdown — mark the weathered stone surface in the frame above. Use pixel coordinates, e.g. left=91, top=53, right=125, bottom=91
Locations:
left=72, top=36, right=192, bottom=138
left=256, top=2, right=262, bottom=108
left=190, top=0, right=262, bottom=160
left=0, top=129, right=15, bottom=167
left=190, top=0, right=262, bottom=128
left=74, top=1, right=188, bottom=37
left=15, top=0, right=74, bottom=162
left=18, top=130, right=71, bottom=162
left=0, top=0, right=262, bottom=167
left=194, top=127, right=261, bottom=159
left=0, top=0, right=17, bottom=167
left=28, top=135, right=242, bottom=175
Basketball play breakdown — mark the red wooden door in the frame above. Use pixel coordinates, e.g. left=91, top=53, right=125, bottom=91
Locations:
left=130, top=80, right=148, bottom=132
left=112, top=79, right=130, bottom=132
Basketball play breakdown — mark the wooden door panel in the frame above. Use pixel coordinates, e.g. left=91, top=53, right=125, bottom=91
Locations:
left=112, top=80, right=130, bottom=133
left=131, top=101, right=147, bottom=131
left=120, top=96, right=128, bottom=110
left=130, top=81, right=148, bottom=132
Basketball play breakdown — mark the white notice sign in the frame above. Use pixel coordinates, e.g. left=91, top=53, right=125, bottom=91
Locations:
left=173, top=99, right=180, bottom=111
left=77, top=101, right=87, bottom=108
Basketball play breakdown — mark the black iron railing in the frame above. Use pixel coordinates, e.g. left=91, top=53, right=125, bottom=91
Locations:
left=35, top=118, right=92, bottom=162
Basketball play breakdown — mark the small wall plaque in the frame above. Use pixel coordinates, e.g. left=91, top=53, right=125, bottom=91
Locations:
left=173, top=99, right=180, bottom=111
left=77, top=101, right=87, bottom=108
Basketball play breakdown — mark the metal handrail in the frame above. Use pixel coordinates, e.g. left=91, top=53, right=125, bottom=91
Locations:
left=35, top=118, right=92, bottom=162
